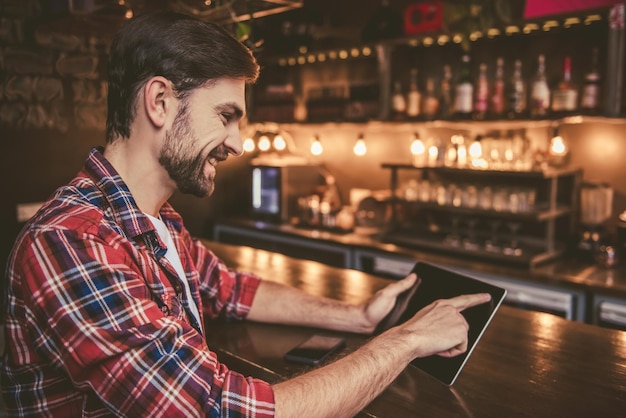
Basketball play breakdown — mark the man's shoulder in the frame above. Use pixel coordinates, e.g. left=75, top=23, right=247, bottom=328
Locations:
left=24, top=178, right=109, bottom=238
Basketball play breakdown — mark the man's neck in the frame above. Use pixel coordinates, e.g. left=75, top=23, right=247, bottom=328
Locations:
left=103, top=138, right=174, bottom=217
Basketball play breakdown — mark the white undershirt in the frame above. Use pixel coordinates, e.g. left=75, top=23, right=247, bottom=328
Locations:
left=146, top=214, right=202, bottom=327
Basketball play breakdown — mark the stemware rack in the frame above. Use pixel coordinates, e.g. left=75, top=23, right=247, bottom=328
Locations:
left=379, top=163, right=583, bottom=267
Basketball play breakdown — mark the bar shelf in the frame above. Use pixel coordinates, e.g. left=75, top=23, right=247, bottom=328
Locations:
left=379, top=163, right=583, bottom=267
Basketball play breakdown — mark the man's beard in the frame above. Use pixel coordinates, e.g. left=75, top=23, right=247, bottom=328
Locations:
left=158, top=102, right=228, bottom=197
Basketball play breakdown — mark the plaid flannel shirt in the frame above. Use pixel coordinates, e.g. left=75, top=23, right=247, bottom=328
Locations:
left=1, top=147, right=275, bottom=417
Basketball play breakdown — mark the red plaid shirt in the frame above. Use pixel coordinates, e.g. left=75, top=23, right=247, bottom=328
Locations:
left=1, top=147, right=275, bottom=417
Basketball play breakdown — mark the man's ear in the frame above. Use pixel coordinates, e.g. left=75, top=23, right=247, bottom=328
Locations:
left=143, top=76, right=172, bottom=129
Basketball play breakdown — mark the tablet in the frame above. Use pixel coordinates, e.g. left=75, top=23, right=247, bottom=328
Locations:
left=375, top=261, right=507, bottom=386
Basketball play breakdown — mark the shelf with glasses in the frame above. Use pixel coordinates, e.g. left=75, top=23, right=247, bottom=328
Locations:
left=379, top=163, right=583, bottom=267
left=382, top=226, right=567, bottom=267
left=386, top=199, right=574, bottom=222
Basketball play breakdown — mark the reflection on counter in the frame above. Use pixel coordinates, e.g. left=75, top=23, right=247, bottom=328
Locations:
left=212, top=217, right=626, bottom=331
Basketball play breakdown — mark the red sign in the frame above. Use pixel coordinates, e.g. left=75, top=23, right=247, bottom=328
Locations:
left=524, top=0, right=624, bottom=19
left=404, top=1, right=443, bottom=35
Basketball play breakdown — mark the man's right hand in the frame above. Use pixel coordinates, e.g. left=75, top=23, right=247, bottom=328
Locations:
left=398, top=293, right=491, bottom=359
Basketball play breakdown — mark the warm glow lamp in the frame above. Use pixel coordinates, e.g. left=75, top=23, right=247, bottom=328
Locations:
left=273, top=134, right=287, bottom=151
left=410, top=132, right=426, bottom=166
left=243, top=137, right=255, bottom=153
left=548, top=125, right=569, bottom=166
left=354, top=134, right=367, bottom=156
left=310, top=135, right=323, bottom=156
left=257, top=135, right=271, bottom=152
left=242, top=123, right=297, bottom=156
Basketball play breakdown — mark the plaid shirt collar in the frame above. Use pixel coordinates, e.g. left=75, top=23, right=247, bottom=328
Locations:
left=84, top=146, right=184, bottom=248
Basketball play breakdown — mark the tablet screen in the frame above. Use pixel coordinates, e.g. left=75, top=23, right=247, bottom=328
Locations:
left=376, top=261, right=507, bottom=386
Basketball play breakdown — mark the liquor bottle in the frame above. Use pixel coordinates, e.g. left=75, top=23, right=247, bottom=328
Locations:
left=422, top=76, right=439, bottom=120
left=507, top=59, right=526, bottom=119
left=473, top=63, right=489, bottom=120
left=454, top=54, right=473, bottom=119
left=580, top=47, right=601, bottom=115
left=529, top=54, right=551, bottom=118
left=551, top=56, right=578, bottom=116
left=439, top=64, right=453, bottom=119
left=391, top=80, right=407, bottom=120
left=406, top=67, right=421, bottom=119
left=490, top=57, right=505, bottom=118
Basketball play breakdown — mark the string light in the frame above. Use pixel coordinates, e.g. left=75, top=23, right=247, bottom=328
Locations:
left=548, top=125, right=569, bottom=166
left=550, top=134, right=568, bottom=155
left=410, top=132, right=426, bottom=166
left=243, top=124, right=297, bottom=155
left=273, top=134, right=286, bottom=151
left=354, top=133, right=367, bottom=156
left=257, top=135, right=271, bottom=152
left=243, top=137, right=255, bottom=153
left=310, top=135, right=323, bottom=156
left=469, top=139, right=482, bottom=159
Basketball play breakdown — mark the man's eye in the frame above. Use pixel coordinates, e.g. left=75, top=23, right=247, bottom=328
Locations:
left=221, top=113, right=233, bottom=123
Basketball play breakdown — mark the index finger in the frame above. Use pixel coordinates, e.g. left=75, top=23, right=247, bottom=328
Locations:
left=446, top=293, right=492, bottom=311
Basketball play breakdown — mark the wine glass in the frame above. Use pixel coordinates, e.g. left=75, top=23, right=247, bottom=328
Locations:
left=445, top=216, right=461, bottom=247
left=485, top=219, right=502, bottom=253
left=462, top=217, right=480, bottom=251
left=503, top=222, right=523, bottom=256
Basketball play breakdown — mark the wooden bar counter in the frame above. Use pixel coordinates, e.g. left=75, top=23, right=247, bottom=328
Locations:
left=202, top=240, right=626, bottom=417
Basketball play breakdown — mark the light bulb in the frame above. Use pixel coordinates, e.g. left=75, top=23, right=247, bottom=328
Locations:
left=310, top=136, right=323, bottom=156
left=469, top=141, right=482, bottom=158
left=410, top=138, right=425, bottom=155
left=243, top=137, right=255, bottom=152
left=547, top=126, right=569, bottom=167
left=428, top=145, right=439, bottom=165
left=273, top=134, right=286, bottom=151
left=550, top=135, right=567, bottom=155
left=354, top=137, right=367, bottom=156
left=410, top=133, right=426, bottom=166
left=258, top=135, right=271, bottom=152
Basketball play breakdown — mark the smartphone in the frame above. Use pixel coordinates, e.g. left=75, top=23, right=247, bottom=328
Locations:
left=284, top=334, right=346, bottom=366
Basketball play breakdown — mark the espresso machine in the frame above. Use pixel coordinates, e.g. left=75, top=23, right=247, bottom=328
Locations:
left=577, top=182, right=613, bottom=260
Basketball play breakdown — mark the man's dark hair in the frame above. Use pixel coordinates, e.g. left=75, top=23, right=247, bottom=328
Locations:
left=105, top=11, right=260, bottom=142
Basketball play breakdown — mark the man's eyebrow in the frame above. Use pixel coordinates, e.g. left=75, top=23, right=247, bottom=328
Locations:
left=217, top=102, right=244, bottom=119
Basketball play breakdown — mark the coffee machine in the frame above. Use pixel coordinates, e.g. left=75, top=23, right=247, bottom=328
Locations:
left=577, top=182, right=613, bottom=260
left=249, top=155, right=338, bottom=225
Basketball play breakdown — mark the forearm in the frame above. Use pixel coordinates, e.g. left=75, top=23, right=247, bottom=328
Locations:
left=247, top=280, right=374, bottom=334
left=272, top=327, right=413, bottom=418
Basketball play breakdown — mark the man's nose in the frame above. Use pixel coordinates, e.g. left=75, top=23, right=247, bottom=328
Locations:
left=224, top=126, right=243, bottom=157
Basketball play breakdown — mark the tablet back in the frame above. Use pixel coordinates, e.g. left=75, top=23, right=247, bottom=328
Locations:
left=377, top=261, right=507, bottom=386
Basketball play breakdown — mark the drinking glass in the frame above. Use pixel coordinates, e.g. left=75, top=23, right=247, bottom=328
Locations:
left=479, top=186, right=493, bottom=210
left=484, top=219, right=502, bottom=252
left=492, top=187, right=508, bottom=212
left=449, top=183, right=462, bottom=207
left=445, top=215, right=462, bottom=247
left=418, top=179, right=431, bottom=202
left=503, top=222, right=523, bottom=256
left=462, top=184, right=478, bottom=208
left=462, top=217, right=480, bottom=251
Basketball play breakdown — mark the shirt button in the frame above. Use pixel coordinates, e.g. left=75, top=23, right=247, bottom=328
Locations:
left=175, top=284, right=183, bottom=293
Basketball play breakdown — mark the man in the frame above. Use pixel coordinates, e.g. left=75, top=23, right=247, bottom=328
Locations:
left=1, top=11, right=489, bottom=417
